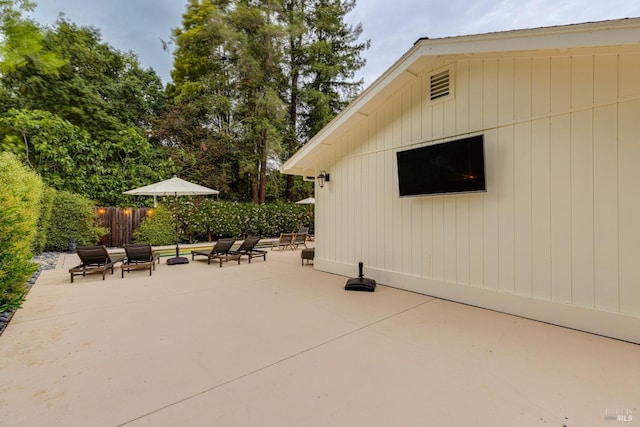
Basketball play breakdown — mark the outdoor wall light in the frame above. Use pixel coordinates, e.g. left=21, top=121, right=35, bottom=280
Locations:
left=317, top=170, right=330, bottom=188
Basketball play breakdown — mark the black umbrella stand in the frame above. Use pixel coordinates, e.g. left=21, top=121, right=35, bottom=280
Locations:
left=167, top=193, right=189, bottom=265
left=345, top=262, right=376, bottom=292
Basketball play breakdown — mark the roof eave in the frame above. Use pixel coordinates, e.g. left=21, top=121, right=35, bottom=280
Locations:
left=282, top=18, right=640, bottom=176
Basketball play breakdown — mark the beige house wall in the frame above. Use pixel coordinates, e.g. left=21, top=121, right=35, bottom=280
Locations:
left=313, top=46, right=640, bottom=343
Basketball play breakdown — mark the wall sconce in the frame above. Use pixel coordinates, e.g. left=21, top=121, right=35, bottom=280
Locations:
left=317, top=170, right=330, bottom=188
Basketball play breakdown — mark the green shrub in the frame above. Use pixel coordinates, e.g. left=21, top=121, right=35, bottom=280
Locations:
left=44, top=191, right=108, bottom=251
left=132, top=205, right=176, bottom=245
left=0, top=152, right=43, bottom=311
left=181, top=200, right=313, bottom=242
left=32, top=186, right=56, bottom=254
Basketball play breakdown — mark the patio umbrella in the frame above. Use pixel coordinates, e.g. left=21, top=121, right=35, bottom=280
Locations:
left=125, top=175, right=219, bottom=265
left=295, top=197, right=315, bottom=204
left=295, top=197, right=315, bottom=231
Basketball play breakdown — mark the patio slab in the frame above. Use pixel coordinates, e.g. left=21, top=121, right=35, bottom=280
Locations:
left=0, top=247, right=638, bottom=426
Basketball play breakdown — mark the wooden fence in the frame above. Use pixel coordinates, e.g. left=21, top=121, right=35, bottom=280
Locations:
left=95, top=207, right=153, bottom=248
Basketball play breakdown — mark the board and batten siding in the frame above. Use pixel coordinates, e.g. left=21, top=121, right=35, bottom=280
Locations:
left=314, top=47, right=640, bottom=343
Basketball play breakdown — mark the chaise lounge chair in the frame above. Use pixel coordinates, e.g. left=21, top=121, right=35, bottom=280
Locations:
left=191, top=238, right=240, bottom=267
left=231, top=236, right=266, bottom=263
left=69, top=245, right=125, bottom=283
left=121, top=244, right=159, bottom=278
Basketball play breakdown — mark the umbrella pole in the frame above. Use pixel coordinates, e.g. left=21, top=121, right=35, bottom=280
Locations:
left=175, top=193, right=179, bottom=258
left=167, top=192, right=189, bottom=265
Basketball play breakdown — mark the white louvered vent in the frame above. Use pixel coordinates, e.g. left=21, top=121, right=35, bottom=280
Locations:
left=430, top=69, right=450, bottom=101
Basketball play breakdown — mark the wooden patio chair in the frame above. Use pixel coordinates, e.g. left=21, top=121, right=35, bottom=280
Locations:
left=231, top=236, right=266, bottom=263
left=121, top=244, right=159, bottom=278
left=291, top=232, right=308, bottom=250
left=271, top=233, right=294, bottom=250
left=191, top=238, right=240, bottom=267
left=69, top=245, right=125, bottom=283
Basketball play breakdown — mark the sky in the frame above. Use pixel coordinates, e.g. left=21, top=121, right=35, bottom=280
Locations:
left=27, top=0, right=640, bottom=88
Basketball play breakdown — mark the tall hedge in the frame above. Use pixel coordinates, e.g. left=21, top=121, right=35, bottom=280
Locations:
left=133, top=199, right=313, bottom=244
left=44, top=191, right=108, bottom=251
left=182, top=200, right=312, bottom=241
left=0, top=152, right=43, bottom=311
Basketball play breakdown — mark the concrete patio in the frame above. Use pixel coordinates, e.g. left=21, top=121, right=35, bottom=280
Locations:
left=0, top=246, right=638, bottom=426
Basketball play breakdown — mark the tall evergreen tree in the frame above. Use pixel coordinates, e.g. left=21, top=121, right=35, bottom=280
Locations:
left=160, top=0, right=242, bottom=197
left=164, top=0, right=368, bottom=202
left=228, top=0, right=286, bottom=203
left=281, top=0, right=369, bottom=199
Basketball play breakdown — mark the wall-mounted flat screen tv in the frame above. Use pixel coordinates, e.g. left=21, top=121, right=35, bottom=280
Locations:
left=396, top=135, right=486, bottom=197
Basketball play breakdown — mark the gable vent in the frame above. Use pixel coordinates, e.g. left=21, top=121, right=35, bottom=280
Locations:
left=430, top=69, right=450, bottom=101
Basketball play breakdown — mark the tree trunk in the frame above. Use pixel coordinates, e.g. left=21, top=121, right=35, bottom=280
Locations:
left=251, top=175, right=259, bottom=203
left=259, top=128, right=268, bottom=204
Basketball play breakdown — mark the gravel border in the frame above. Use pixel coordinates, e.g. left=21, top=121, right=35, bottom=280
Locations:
left=0, top=252, right=60, bottom=336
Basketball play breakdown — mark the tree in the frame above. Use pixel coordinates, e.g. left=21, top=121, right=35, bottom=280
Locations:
left=0, top=0, right=64, bottom=78
left=159, top=0, right=241, bottom=198
left=0, top=16, right=173, bottom=205
left=281, top=0, right=369, bottom=200
left=0, top=109, right=93, bottom=193
left=164, top=0, right=368, bottom=203
left=228, top=0, right=286, bottom=203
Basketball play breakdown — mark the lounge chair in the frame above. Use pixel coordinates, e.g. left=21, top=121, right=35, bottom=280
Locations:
left=69, top=245, right=125, bottom=283
left=271, top=233, right=294, bottom=250
left=191, top=238, right=240, bottom=267
left=297, top=227, right=309, bottom=234
left=291, top=232, right=308, bottom=249
left=121, top=244, right=159, bottom=278
left=231, top=236, right=266, bottom=263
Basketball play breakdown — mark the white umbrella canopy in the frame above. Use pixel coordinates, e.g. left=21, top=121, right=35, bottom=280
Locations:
left=124, top=175, right=219, bottom=197
left=295, top=197, right=315, bottom=204
left=124, top=175, right=219, bottom=265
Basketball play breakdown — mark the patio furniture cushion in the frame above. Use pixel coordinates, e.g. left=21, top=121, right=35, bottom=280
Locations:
left=69, top=245, right=125, bottom=283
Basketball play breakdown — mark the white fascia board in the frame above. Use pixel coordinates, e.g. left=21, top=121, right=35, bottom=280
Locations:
left=282, top=47, right=425, bottom=175
left=416, top=18, right=640, bottom=56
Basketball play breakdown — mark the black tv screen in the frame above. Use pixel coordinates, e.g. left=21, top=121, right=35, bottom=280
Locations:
left=396, top=135, right=486, bottom=197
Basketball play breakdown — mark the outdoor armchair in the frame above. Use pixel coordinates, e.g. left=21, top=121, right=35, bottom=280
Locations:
left=191, top=238, right=240, bottom=267
left=291, top=232, right=308, bottom=250
left=121, top=244, right=159, bottom=278
left=231, top=236, right=266, bottom=263
left=69, top=245, right=125, bottom=283
left=271, top=233, right=294, bottom=250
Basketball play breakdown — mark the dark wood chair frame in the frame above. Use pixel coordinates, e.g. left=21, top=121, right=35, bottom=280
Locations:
left=121, top=244, right=159, bottom=278
left=69, top=245, right=125, bottom=283
left=231, top=236, right=267, bottom=263
left=191, top=238, right=240, bottom=267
